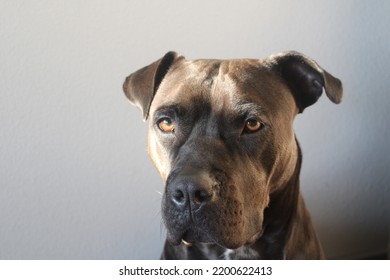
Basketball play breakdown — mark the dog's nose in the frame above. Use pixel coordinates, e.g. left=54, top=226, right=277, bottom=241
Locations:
left=169, top=175, right=213, bottom=210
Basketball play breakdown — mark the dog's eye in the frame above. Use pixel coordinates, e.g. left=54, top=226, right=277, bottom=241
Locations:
left=158, top=118, right=175, bottom=133
left=243, top=119, right=263, bottom=134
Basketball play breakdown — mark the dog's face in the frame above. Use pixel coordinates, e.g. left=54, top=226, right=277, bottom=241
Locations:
left=123, top=51, right=342, bottom=249
left=148, top=60, right=299, bottom=248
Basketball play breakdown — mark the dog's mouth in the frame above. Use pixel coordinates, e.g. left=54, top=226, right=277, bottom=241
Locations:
left=181, top=239, right=193, bottom=247
left=173, top=227, right=263, bottom=249
left=166, top=226, right=218, bottom=248
left=181, top=230, right=193, bottom=247
left=177, top=229, right=209, bottom=247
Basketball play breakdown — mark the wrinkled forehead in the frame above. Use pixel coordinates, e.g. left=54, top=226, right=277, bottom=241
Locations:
left=149, top=58, right=294, bottom=120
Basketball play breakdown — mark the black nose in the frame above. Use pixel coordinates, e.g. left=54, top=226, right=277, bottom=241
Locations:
left=169, top=174, right=213, bottom=211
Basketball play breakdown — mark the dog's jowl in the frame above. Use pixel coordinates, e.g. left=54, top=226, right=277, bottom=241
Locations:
left=123, top=51, right=343, bottom=259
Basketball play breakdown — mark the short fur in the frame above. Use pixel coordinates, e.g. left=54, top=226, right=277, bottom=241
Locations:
left=123, top=51, right=342, bottom=259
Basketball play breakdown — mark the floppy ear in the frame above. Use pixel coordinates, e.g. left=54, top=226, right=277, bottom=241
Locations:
left=268, top=51, right=343, bottom=113
left=123, top=51, right=181, bottom=120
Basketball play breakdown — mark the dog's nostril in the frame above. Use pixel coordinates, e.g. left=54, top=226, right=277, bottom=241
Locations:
left=194, top=190, right=209, bottom=204
left=172, top=190, right=185, bottom=204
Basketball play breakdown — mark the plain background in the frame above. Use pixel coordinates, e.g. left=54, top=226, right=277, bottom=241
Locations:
left=1, top=0, right=389, bottom=259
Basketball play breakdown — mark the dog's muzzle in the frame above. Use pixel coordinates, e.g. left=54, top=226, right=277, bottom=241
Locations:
left=162, top=169, right=215, bottom=244
left=161, top=167, right=253, bottom=249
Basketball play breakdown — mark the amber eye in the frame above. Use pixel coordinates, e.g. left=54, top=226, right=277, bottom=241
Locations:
left=158, top=118, right=175, bottom=133
left=243, top=119, right=263, bottom=134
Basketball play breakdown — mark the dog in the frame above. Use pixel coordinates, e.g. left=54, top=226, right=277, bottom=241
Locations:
left=123, top=51, right=342, bottom=259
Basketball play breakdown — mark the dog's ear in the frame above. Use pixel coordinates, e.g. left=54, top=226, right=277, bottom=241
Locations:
left=268, top=51, right=343, bottom=113
left=123, top=51, right=181, bottom=120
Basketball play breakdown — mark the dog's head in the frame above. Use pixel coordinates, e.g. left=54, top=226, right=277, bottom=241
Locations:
left=123, top=51, right=342, bottom=249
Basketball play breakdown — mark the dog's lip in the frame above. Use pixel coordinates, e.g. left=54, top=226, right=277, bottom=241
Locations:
left=181, top=239, right=193, bottom=247
left=180, top=230, right=197, bottom=247
left=178, top=229, right=211, bottom=247
left=177, top=229, right=263, bottom=248
left=166, top=231, right=185, bottom=246
left=164, top=229, right=192, bottom=247
left=246, top=230, right=263, bottom=245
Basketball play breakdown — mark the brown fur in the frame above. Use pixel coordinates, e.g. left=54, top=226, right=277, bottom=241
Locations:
left=123, top=51, right=342, bottom=259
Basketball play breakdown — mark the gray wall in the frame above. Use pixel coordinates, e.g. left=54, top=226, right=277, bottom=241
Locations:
left=1, top=0, right=389, bottom=259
